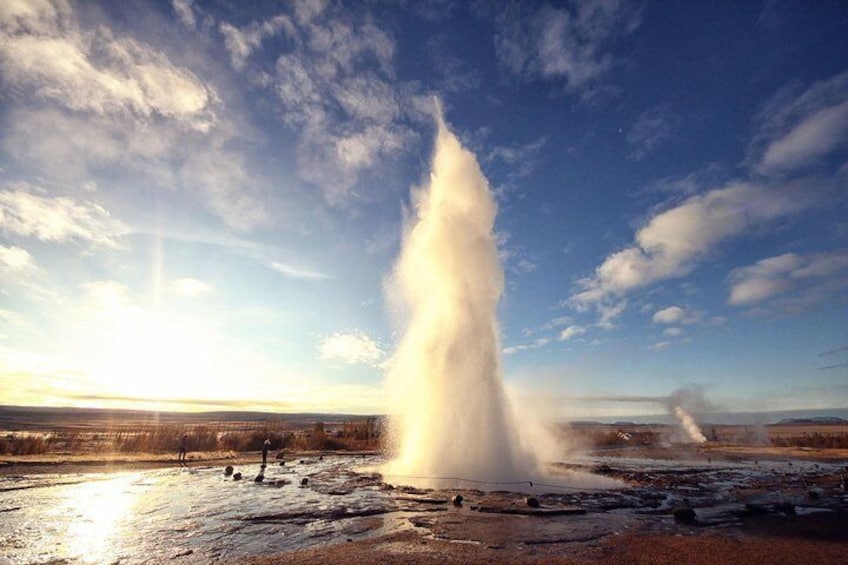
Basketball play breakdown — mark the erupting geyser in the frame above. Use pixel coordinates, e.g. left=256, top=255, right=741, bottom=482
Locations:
left=383, top=102, right=540, bottom=488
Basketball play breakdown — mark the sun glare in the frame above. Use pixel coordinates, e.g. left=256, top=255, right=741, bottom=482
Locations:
left=78, top=307, right=242, bottom=405
left=53, top=474, right=142, bottom=562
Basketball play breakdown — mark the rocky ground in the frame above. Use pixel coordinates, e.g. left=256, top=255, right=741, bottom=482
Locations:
left=3, top=446, right=847, bottom=564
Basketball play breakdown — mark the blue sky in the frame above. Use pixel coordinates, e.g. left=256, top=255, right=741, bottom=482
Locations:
left=0, top=0, right=846, bottom=418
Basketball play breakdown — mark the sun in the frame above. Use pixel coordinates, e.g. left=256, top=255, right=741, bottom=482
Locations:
left=81, top=307, right=237, bottom=406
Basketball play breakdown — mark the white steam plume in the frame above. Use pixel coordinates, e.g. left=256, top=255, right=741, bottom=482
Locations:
left=382, top=102, right=618, bottom=492
left=672, top=405, right=707, bottom=443
left=383, top=101, right=535, bottom=487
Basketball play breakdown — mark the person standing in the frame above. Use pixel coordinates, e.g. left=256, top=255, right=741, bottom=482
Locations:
left=261, top=438, right=271, bottom=467
left=178, top=433, right=188, bottom=466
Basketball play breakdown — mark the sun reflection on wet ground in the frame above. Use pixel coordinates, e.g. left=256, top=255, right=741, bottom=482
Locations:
left=0, top=455, right=393, bottom=564
left=54, top=473, right=143, bottom=562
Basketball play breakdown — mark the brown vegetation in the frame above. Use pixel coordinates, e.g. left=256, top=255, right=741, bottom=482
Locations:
left=0, top=417, right=382, bottom=456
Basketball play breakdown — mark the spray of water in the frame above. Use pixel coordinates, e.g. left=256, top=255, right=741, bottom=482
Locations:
left=383, top=102, right=617, bottom=491
left=383, top=103, right=535, bottom=488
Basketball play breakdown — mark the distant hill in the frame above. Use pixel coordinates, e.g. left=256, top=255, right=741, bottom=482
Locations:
left=775, top=416, right=848, bottom=425
left=0, top=405, right=380, bottom=431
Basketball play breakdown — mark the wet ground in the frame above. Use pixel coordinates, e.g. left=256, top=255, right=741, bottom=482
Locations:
left=1, top=453, right=847, bottom=564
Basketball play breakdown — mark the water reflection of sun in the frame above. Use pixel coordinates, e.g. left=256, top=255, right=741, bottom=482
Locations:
left=55, top=474, right=142, bottom=562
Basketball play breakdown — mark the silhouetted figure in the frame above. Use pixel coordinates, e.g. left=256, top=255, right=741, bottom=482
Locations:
left=262, top=439, right=271, bottom=467
left=178, top=433, right=188, bottom=466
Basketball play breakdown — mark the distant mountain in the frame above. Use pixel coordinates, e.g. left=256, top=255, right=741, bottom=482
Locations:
left=775, top=416, right=847, bottom=425
left=0, top=404, right=381, bottom=430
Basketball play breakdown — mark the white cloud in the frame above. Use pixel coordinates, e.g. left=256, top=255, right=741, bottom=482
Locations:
left=663, top=327, right=683, bottom=337
left=559, top=325, right=586, bottom=341
left=572, top=180, right=816, bottom=306
left=652, top=306, right=685, bottom=324
left=219, top=15, right=295, bottom=70
left=0, top=1, right=272, bottom=232
left=752, top=71, right=848, bottom=175
left=760, top=100, right=848, bottom=174
left=171, top=278, right=212, bottom=297
left=502, top=337, right=550, bottom=355
left=0, top=187, right=127, bottom=248
left=493, top=0, right=640, bottom=97
left=270, top=261, right=331, bottom=281
left=245, top=5, right=418, bottom=205
left=81, top=280, right=133, bottom=312
left=320, top=331, right=382, bottom=365
left=628, top=105, right=676, bottom=160
left=0, top=244, right=34, bottom=272
left=172, top=0, right=196, bottom=30
left=728, top=250, right=848, bottom=307
left=650, top=341, right=671, bottom=351
left=651, top=305, right=701, bottom=325
left=0, top=2, right=216, bottom=131
left=487, top=137, right=547, bottom=178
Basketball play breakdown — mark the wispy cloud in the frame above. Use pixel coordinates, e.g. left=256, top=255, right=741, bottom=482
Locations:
left=492, top=0, right=640, bottom=99
left=220, top=16, right=295, bottom=70
left=728, top=250, right=848, bottom=312
left=270, top=261, right=332, bottom=281
left=214, top=3, right=419, bottom=205
left=0, top=1, right=271, bottom=232
left=171, top=278, right=213, bottom=298
left=0, top=1, right=216, bottom=131
left=426, top=34, right=481, bottom=93
left=628, top=105, right=677, bottom=160
left=0, top=186, right=127, bottom=248
left=320, top=331, right=383, bottom=365
left=0, top=245, right=34, bottom=273
left=172, top=0, right=197, bottom=30
left=559, top=324, right=586, bottom=341
left=751, top=71, right=848, bottom=176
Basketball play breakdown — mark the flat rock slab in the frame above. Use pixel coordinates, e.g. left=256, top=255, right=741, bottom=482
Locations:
left=471, top=504, right=586, bottom=516
left=393, top=495, right=449, bottom=504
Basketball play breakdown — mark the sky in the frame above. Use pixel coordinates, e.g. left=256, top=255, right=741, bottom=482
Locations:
left=0, top=0, right=846, bottom=419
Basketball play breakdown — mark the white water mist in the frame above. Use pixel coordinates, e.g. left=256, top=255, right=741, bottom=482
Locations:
left=382, top=104, right=538, bottom=488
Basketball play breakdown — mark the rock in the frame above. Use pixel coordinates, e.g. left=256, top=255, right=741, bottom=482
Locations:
left=279, top=461, right=285, bottom=466
left=673, top=507, right=697, bottom=523
left=233, top=472, right=242, bottom=481
left=525, top=496, right=540, bottom=508
left=452, top=494, right=463, bottom=506
left=775, top=501, right=795, bottom=515
left=300, top=477, right=309, bottom=487
left=254, top=473, right=264, bottom=483
left=224, top=465, right=234, bottom=476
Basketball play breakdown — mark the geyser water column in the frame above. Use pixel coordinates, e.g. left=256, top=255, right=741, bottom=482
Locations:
left=383, top=103, right=538, bottom=489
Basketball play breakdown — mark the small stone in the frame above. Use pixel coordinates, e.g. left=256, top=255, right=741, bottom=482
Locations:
left=233, top=472, right=242, bottom=481
left=525, top=496, right=540, bottom=508
left=452, top=494, right=463, bottom=506
left=224, top=465, right=234, bottom=476
left=673, top=507, right=697, bottom=523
